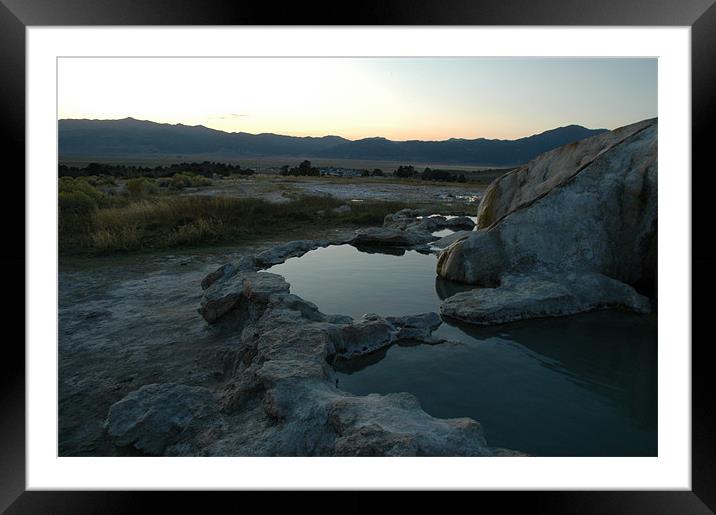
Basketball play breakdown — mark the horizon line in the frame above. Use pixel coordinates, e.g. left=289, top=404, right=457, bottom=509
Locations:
left=57, top=116, right=620, bottom=143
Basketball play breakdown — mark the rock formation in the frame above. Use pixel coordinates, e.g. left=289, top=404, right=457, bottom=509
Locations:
left=437, top=118, right=657, bottom=324
left=106, top=258, right=518, bottom=456
left=349, top=209, right=475, bottom=248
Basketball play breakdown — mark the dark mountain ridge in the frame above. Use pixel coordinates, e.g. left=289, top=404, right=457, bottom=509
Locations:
left=59, top=117, right=608, bottom=166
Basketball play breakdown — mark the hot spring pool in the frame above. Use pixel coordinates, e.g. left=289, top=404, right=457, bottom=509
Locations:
left=268, top=244, right=657, bottom=456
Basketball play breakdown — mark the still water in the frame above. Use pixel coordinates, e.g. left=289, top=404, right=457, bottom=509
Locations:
left=268, top=244, right=657, bottom=456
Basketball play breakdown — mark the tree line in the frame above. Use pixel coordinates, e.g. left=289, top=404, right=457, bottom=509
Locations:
left=279, top=160, right=320, bottom=177
left=58, top=161, right=255, bottom=179
left=393, top=165, right=467, bottom=183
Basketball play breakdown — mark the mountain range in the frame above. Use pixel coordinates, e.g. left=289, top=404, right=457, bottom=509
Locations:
left=58, top=117, right=608, bottom=166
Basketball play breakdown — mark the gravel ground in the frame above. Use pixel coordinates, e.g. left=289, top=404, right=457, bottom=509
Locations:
left=181, top=176, right=484, bottom=206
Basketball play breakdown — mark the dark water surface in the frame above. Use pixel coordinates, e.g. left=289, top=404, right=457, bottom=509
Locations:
left=268, top=244, right=657, bottom=456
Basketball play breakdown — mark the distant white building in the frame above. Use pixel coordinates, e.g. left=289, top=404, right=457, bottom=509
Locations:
left=319, top=167, right=364, bottom=177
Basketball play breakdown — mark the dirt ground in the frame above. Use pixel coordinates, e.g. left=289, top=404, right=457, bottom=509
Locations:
left=180, top=175, right=485, bottom=207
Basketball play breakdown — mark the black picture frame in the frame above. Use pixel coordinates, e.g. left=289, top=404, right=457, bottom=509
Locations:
left=2, top=1, right=713, bottom=512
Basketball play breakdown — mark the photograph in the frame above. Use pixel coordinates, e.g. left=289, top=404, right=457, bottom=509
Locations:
left=4, top=3, right=709, bottom=508
left=57, top=56, right=659, bottom=458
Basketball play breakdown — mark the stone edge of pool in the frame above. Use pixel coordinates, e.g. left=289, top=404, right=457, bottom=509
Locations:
left=102, top=212, right=532, bottom=457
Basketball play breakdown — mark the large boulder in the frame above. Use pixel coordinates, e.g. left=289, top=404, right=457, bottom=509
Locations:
left=438, top=118, right=657, bottom=298
left=431, top=230, right=473, bottom=249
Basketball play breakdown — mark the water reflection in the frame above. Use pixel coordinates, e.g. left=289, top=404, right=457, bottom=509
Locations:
left=351, top=243, right=407, bottom=256
left=267, top=244, right=657, bottom=456
left=435, top=275, right=477, bottom=300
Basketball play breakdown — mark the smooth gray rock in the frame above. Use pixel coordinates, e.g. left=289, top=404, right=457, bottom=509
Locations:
left=443, top=216, right=476, bottom=231
left=254, top=239, right=330, bottom=268
left=329, top=392, right=495, bottom=456
left=476, top=119, right=656, bottom=229
left=267, top=293, right=325, bottom=322
left=200, top=263, right=237, bottom=290
left=199, top=271, right=290, bottom=323
left=440, top=273, right=651, bottom=325
left=437, top=118, right=658, bottom=323
left=325, top=314, right=355, bottom=325
left=331, top=312, right=443, bottom=358
left=338, top=318, right=396, bottom=358
left=200, top=256, right=258, bottom=290
left=350, top=226, right=434, bottom=247
left=412, top=215, right=448, bottom=232
left=438, top=119, right=657, bottom=293
left=386, top=312, right=443, bottom=341
left=236, top=255, right=259, bottom=272
left=106, top=383, right=221, bottom=455
left=431, top=230, right=473, bottom=249
left=385, top=212, right=473, bottom=232
left=437, top=230, right=506, bottom=287
left=383, top=208, right=429, bottom=227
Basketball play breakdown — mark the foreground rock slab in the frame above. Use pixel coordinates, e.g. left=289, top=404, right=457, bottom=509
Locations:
left=440, top=273, right=651, bottom=325
left=106, top=383, right=222, bottom=455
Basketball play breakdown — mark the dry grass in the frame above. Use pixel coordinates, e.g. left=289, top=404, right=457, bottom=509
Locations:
left=59, top=194, right=438, bottom=254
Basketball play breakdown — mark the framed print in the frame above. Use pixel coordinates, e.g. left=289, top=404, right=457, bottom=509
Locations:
left=3, top=0, right=714, bottom=512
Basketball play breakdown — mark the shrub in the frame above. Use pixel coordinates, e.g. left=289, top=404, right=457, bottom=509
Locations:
left=394, top=165, right=417, bottom=178
left=170, top=172, right=212, bottom=190
left=58, top=190, right=98, bottom=216
left=83, top=175, right=117, bottom=187
left=58, top=177, right=104, bottom=202
left=126, top=177, right=159, bottom=197
left=58, top=176, right=77, bottom=191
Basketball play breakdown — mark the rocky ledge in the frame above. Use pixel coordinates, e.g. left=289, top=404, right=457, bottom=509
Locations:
left=105, top=259, right=518, bottom=456
left=441, top=273, right=651, bottom=326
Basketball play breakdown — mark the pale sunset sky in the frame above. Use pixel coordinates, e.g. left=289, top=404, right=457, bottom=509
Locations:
left=58, top=57, right=657, bottom=141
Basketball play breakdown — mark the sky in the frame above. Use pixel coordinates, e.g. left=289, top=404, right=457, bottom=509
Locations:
left=58, top=57, right=657, bottom=141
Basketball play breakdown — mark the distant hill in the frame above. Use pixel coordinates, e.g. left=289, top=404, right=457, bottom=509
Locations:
left=58, top=118, right=608, bottom=166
